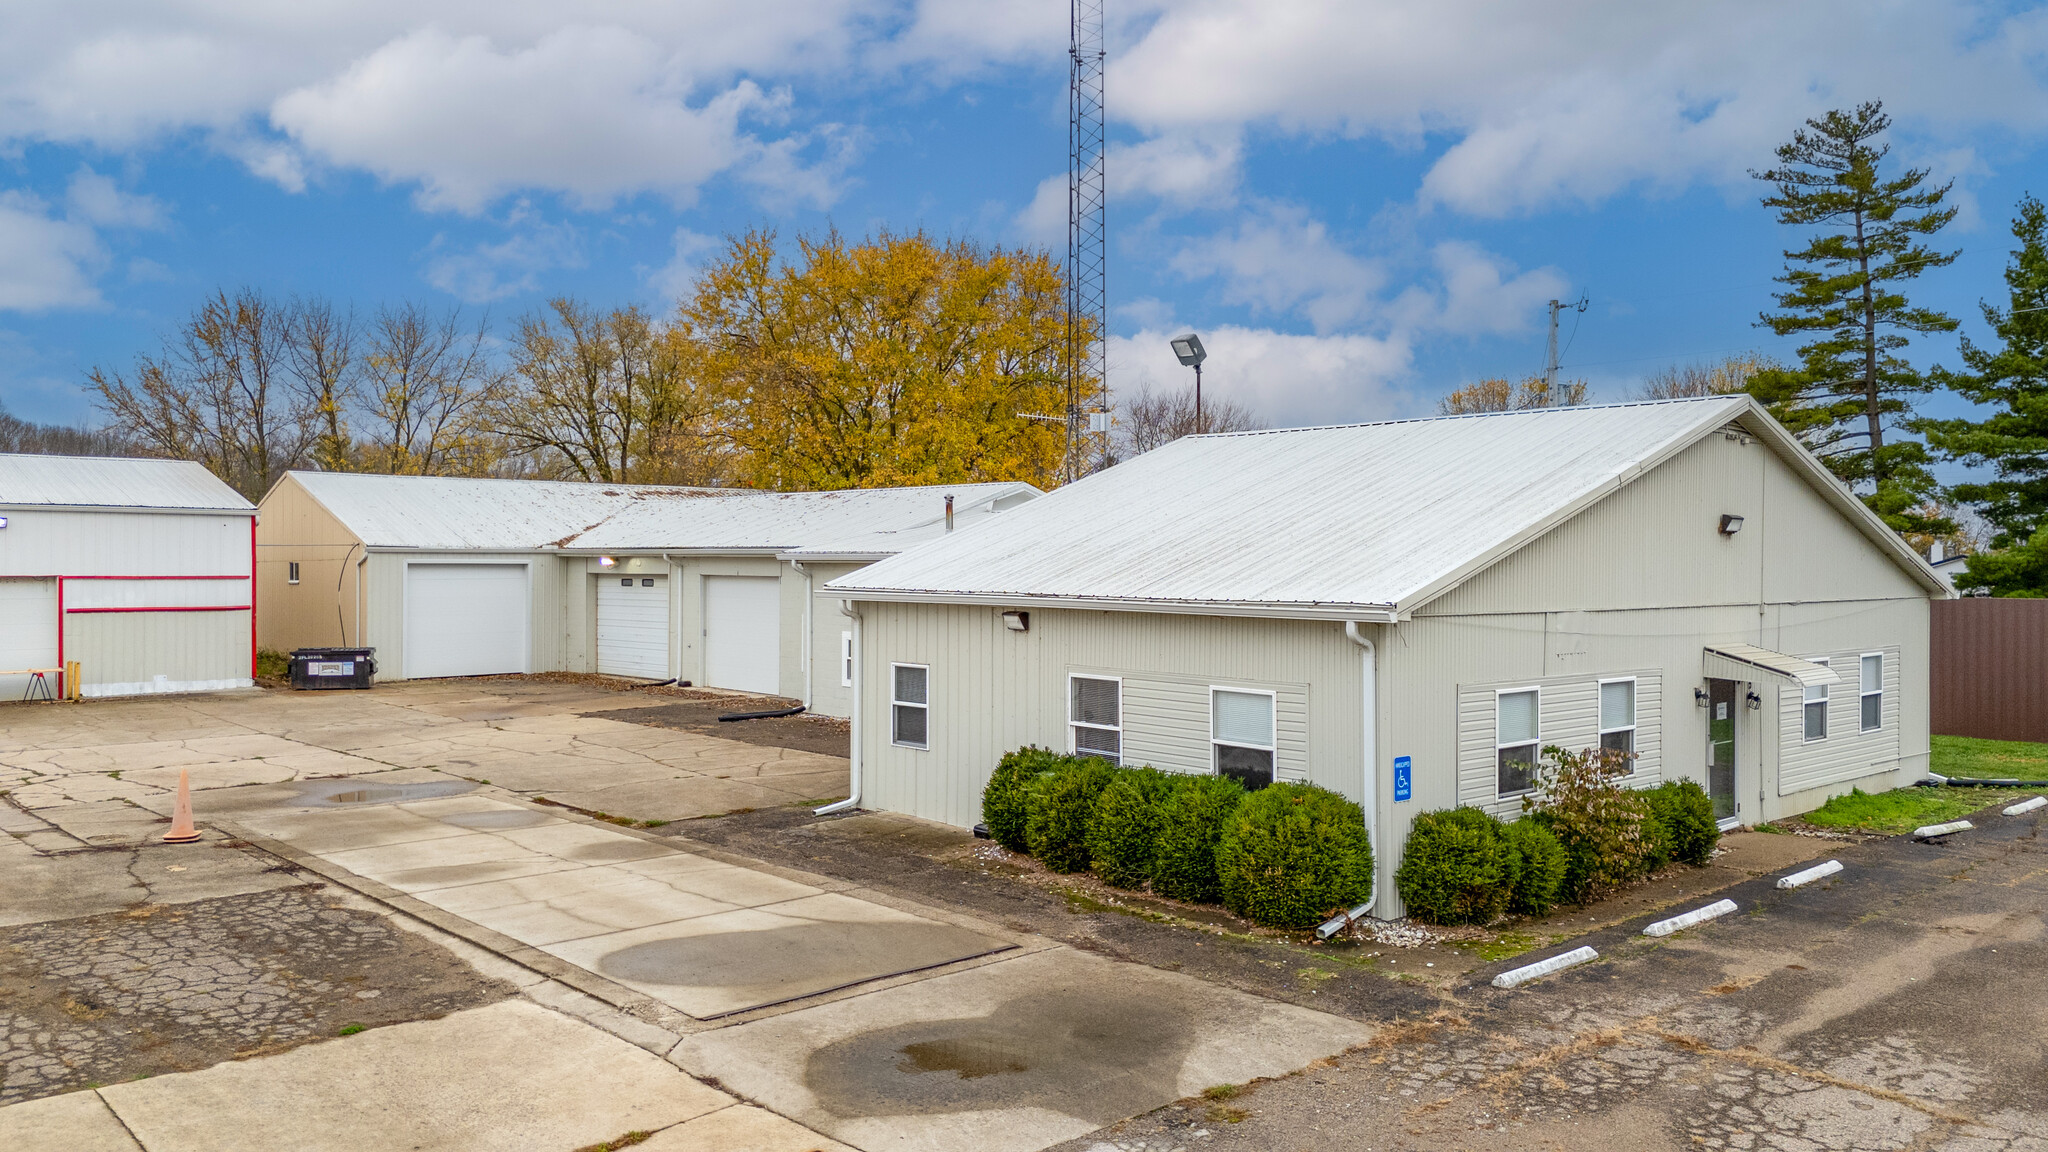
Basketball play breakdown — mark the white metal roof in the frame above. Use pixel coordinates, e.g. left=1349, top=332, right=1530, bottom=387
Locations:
left=0, top=453, right=254, bottom=512
left=826, top=396, right=1947, bottom=619
left=284, top=471, right=1039, bottom=551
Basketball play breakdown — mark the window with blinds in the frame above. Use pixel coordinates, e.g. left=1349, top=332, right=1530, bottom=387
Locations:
left=1599, top=678, right=1636, bottom=765
left=1497, top=688, right=1539, bottom=796
left=1212, top=688, right=1275, bottom=788
left=1069, top=675, right=1121, bottom=763
left=892, top=663, right=928, bottom=749
left=1803, top=659, right=1829, bottom=741
left=1859, top=653, right=1882, bottom=732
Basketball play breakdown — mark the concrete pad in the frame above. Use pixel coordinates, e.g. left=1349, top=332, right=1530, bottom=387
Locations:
left=0, top=1089, right=142, bottom=1152
left=495, top=820, right=678, bottom=863
left=435, top=869, right=743, bottom=946
left=233, top=805, right=481, bottom=854
left=322, top=832, right=578, bottom=893
left=643, top=1105, right=856, bottom=1152
left=671, top=948, right=1375, bottom=1152
left=37, top=800, right=170, bottom=846
left=97, top=1000, right=730, bottom=1152
left=0, top=841, right=303, bottom=927
left=649, top=860, right=827, bottom=908
left=546, top=903, right=1012, bottom=1019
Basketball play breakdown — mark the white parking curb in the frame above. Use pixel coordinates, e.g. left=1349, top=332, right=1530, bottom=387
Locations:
left=1913, top=819, right=1974, bottom=840
left=1776, top=860, right=1843, bottom=889
left=1492, top=945, right=1598, bottom=989
left=2006, top=796, right=2047, bottom=817
left=1642, top=898, right=1738, bottom=937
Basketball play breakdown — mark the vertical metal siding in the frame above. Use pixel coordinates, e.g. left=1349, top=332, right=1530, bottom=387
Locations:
left=67, top=610, right=247, bottom=688
left=1931, top=598, right=2048, bottom=743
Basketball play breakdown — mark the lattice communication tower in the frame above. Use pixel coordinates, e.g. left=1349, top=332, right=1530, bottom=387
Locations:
left=1066, top=0, right=1107, bottom=479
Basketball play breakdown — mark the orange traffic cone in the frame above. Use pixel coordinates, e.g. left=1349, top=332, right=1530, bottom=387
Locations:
left=163, top=768, right=200, bottom=844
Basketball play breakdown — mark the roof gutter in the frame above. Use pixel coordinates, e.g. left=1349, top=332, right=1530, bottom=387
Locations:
left=820, top=588, right=1399, bottom=623
left=0, top=503, right=255, bottom=516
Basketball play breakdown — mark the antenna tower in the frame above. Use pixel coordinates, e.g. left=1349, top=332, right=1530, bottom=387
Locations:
left=1066, top=0, right=1106, bottom=480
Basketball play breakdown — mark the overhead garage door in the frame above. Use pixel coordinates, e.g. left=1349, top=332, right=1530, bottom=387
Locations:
left=703, top=575, right=780, bottom=695
left=0, top=579, right=58, bottom=698
left=404, top=564, right=530, bottom=679
left=598, top=575, right=670, bottom=680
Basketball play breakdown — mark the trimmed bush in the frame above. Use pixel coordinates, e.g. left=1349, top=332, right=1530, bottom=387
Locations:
left=982, top=746, right=1063, bottom=853
left=1088, top=767, right=1176, bottom=889
left=1528, top=745, right=1659, bottom=904
left=1151, top=773, right=1247, bottom=902
left=1500, top=817, right=1566, bottom=917
left=1216, top=782, right=1373, bottom=929
left=1025, top=756, right=1117, bottom=873
left=1394, top=807, right=1513, bottom=926
left=1647, top=780, right=1719, bottom=866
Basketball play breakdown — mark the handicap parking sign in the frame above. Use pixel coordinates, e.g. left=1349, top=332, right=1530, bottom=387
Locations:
left=1393, top=755, right=1411, bottom=802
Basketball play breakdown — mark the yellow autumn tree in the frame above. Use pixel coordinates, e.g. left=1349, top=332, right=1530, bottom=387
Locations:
left=674, top=229, right=1085, bottom=490
left=1436, top=375, right=1589, bottom=415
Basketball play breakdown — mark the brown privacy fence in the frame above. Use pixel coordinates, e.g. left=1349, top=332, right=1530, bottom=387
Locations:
left=1932, top=598, right=2048, bottom=744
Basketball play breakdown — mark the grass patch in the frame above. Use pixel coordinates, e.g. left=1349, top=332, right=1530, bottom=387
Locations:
left=574, top=1133, right=653, bottom=1152
left=1459, top=932, right=1551, bottom=964
left=337, top=1024, right=366, bottom=1036
left=1804, top=785, right=2026, bottom=835
left=1931, top=734, right=2048, bottom=781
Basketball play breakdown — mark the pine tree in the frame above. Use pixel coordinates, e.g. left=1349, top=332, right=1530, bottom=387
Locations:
left=1919, top=195, right=2048, bottom=563
left=1747, top=102, right=1959, bottom=535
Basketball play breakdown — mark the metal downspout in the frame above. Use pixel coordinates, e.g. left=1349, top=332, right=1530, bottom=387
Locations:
left=1319, top=620, right=1379, bottom=938
left=815, top=600, right=862, bottom=815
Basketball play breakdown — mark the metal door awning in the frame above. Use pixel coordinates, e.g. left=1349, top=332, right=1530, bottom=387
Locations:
left=1703, top=643, right=1840, bottom=689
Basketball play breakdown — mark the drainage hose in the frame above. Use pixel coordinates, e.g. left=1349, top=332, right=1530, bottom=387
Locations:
left=718, top=704, right=806, bottom=722
left=1919, top=773, right=2048, bottom=788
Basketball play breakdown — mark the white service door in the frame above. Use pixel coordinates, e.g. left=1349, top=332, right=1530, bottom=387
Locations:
left=404, top=564, right=530, bottom=679
left=598, top=574, right=670, bottom=680
left=702, top=575, right=780, bottom=694
left=0, top=578, right=58, bottom=697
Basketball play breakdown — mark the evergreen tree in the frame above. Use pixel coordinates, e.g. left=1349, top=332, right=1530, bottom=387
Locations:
left=1747, top=102, right=1959, bottom=535
left=1919, top=195, right=2048, bottom=567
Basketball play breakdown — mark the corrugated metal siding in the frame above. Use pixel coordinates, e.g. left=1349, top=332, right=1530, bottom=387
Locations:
left=803, top=561, right=868, bottom=718
left=1777, top=645, right=1902, bottom=795
left=0, top=509, right=250, bottom=579
left=363, top=551, right=569, bottom=682
left=254, top=475, right=366, bottom=651
left=0, top=453, right=251, bottom=511
left=1931, top=598, right=2048, bottom=742
left=68, top=609, right=248, bottom=689
left=1454, top=671, right=1664, bottom=819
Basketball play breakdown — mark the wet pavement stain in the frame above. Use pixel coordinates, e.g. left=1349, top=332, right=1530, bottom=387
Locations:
left=597, top=921, right=1010, bottom=1011
left=439, top=809, right=554, bottom=830
left=296, top=779, right=477, bottom=806
left=567, top=839, right=672, bottom=863
left=804, top=986, right=1201, bottom=1125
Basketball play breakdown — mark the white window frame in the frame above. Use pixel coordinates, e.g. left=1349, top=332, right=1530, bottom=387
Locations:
left=840, top=631, right=854, bottom=688
left=287, top=561, right=300, bottom=585
left=890, top=662, right=929, bottom=750
left=1068, top=673, right=1123, bottom=764
left=1496, top=686, right=1541, bottom=798
left=1210, top=685, right=1277, bottom=781
left=1598, top=676, right=1637, bottom=766
left=1859, top=651, right=1883, bottom=733
left=1803, top=658, right=1830, bottom=743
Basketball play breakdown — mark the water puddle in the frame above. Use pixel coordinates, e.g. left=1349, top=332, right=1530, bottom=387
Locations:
left=897, top=1038, right=1031, bottom=1079
left=295, top=779, right=476, bottom=807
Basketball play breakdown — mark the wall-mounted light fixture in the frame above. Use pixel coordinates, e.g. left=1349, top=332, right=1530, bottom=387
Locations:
left=1718, top=514, right=1745, bottom=536
left=1001, top=610, right=1030, bottom=632
left=1695, top=686, right=1709, bottom=707
left=597, top=556, right=617, bottom=568
left=0, top=514, right=9, bottom=529
left=1746, top=690, right=1762, bottom=710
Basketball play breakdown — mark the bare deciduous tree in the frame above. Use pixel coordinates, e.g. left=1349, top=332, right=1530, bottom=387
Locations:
left=0, top=404, right=131, bottom=457
left=287, top=298, right=360, bottom=473
left=1635, top=353, right=1778, bottom=399
left=1112, top=384, right=1263, bottom=459
left=358, top=303, right=501, bottom=476
left=1436, top=375, right=1588, bottom=415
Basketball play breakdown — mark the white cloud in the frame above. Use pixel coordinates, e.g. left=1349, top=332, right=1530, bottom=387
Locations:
left=647, top=227, right=722, bottom=305
left=1392, top=241, right=1568, bottom=336
left=0, top=192, right=102, bottom=310
left=421, top=203, right=584, bottom=302
left=65, top=168, right=164, bottom=229
left=1171, top=202, right=1381, bottom=333
left=1109, top=325, right=1416, bottom=429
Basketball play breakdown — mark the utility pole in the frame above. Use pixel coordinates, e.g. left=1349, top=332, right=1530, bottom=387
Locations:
left=1542, top=295, right=1587, bottom=404
left=1066, top=0, right=1107, bottom=481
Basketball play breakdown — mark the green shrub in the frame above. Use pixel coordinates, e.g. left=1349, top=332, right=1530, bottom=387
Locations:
left=1088, top=767, right=1176, bottom=889
left=982, top=746, right=1063, bottom=853
left=1394, top=807, right=1512, bottom=926
left=1500, top=817, right=1566, bottom=916
left=1151, top=773, right=1247, bottom=902
left=1025, top=756, right=1117, bottom=873
left=1526, top=745, right=1658, bottom=904
left=1216, top=782, right=1373, bottom=929
left=1646, top=780, right=1719, bottom=866
left=1641, top=805, right=1674, bottom=873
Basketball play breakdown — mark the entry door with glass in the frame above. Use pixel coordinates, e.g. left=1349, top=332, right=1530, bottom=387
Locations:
left=1706, top=678, right=1738, bottom=824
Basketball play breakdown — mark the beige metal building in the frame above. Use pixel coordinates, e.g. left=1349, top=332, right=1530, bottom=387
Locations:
left=823, top=397, right=1949, bottom=917
left=0, top=453, right=256, bottom=699
left=255, top=472, right=1037, bottom=714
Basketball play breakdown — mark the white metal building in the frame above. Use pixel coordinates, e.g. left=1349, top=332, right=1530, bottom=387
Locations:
left=823, top=397, right=1949, bottom=917
left=255, top=472, right=1038, bottom=715
left=0, top=453, right=257, bottom=700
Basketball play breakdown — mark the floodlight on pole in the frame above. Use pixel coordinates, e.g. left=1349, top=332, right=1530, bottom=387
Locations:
left=1171, top=333, right=1207, bottom=434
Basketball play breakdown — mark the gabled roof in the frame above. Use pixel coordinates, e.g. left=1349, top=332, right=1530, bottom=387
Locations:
left=825, top=396, right=1947, bottom=619
left=279, top=471, right=1039, bottom=552
left=0, top=453, right=253, bottom=513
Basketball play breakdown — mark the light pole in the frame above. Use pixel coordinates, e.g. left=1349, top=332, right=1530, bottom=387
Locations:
left=1171, top=332, right=1207, bottom=434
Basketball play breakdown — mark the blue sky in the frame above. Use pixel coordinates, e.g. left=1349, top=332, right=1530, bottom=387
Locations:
left=6, top=1, right=2048, bottom=460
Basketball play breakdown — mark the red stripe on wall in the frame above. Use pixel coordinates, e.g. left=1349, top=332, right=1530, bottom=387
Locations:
left=65, top=605, right=254, bottom=614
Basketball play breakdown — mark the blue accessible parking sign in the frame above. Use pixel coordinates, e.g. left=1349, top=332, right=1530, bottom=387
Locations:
left=1393, top=755, right=1411, bottom=802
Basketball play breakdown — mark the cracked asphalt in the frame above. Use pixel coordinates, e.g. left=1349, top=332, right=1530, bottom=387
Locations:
left=1063, top=802, right=2048, bottom=1152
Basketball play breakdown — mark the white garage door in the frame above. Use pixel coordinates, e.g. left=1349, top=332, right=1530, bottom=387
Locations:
left=404, top=564, right=530, bottom=679
left=598, top=575, right=670, bottom=680
left=0, top=579, right=58, bottom=698
left=703, top=575, right=780, bottom=695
